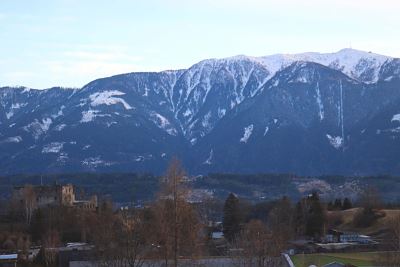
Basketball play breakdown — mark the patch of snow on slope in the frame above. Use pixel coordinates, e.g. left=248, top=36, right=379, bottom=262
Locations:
left=1, top=136, right=22, bottom=143
left=218, top=108, right=226, bottom=118
left=382, top=115, right=400, bottom=133
left=134, top=156, right=144, bottom=162
left=89, top=90, right=133, bottom=110
left=183, top=109, right=192, bottom=117
left=81, top=110, right=100, bottom=123
left=82, top=156, right=103, bottom=167
left=166, top=129, right=177, bottom=136
left=387, top=127, right=400, bottom=133
left=326, top=134, right=343, bottom=149
left=6, top=111, right=14, bottom=119
left=203, top=149, right=213, bottom=165
left=263, top=126, right=269, bottom=136
left=202, top=111, right=212, bottom=130
left=184, top=62, right=206, bottom=100
left=40, top=118, right=52, bottom=131
left=11, top=103, right=27, bottom=109
left=82, top=156, right=114, bottom=167
left=391, top=114, right=400, bottom=123
left=190, top=138, right=197, bottom=145
left=54, top=124, right=66, bottom=131
left=143, top=87, right=149, bottom=97
left=294, top=73, right=310, bottom=83
left=106, top=121, right=117, bottom=127
left=6, top=103, right=28, bottom=119
left=240, top=124, right=254, bottom=143
left=42, top=142, right=64, bottom=153
left=150, top=112, right=177, bottom=136
left=23, top=118, right=52, bottom=139
left=57, top=153, right=68, bottom=163
left=52, top=105, right=65, bottom=119
left=315, top=82, right=324, bottom=120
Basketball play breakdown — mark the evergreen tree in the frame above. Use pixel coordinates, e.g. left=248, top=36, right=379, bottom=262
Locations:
left=268, top=196, right=294, bottom=242
left=333, top=198, right=342, bottom=210
left=353, top=187, right=381, bottom=227
left=327, top=201, right=334, bottom=211
left=342, top=198, right=352, bottom=210
left=223, top=193, right=242, bottom=242
left=294, top=201, right=306, bottom=236
left=305, top=192, right=326, bottom=238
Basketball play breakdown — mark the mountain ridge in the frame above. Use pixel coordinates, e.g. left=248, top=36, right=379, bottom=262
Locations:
left=1, top=48, right=400, bottom=175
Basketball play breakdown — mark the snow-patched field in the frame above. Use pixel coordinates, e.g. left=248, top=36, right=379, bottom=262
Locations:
left=89, top=90, right=133, bottom=110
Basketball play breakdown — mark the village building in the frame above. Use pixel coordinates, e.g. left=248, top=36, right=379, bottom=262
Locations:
left=324, top=229, right=372, bottom=244
left=12, top=184, right=97, bottom=211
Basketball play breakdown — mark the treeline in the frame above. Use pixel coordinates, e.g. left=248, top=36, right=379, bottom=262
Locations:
left=222, top=192, right=329, bottom=243
left=0, top=172, right=159, bottom=203
left=327, top=198, right=353, bottom=211
left=0, top=172, right=298, bottom=203
left=2, top=172, right=400, bottom=204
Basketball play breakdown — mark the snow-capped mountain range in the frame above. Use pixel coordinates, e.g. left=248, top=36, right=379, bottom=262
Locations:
left=1, top=48, right=400, bottom=175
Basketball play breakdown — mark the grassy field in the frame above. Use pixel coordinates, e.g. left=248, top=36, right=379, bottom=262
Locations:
left=291, top=252, right=378, bottom=267
left=329, top=208, right=400, bottom=235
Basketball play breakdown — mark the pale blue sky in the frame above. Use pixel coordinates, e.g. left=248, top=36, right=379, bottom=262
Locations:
left=1, top=0, right=399, bottom=89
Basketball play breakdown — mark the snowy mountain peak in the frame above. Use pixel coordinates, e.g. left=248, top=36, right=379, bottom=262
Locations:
left=256, top=48, right=391, bottom=83
left=207, top=49, right=392, bottom=84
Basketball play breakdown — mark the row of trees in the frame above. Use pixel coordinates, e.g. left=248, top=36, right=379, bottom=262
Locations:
left=327, top=197, right=353, bottom=211
left=221, top=193, right=325, bottom=266
left=223, top=192, right=327, bottom=243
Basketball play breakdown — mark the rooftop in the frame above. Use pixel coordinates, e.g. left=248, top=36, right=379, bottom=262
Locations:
left=0, top=254, right=18, bottom=260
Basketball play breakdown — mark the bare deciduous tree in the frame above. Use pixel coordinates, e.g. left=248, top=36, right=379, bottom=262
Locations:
left=93, top=201, right=150, bottom=267
left=353, top=187, right=383, bottom=228
left=151, top=158, right=201, bottom=267
left=22, top=185, right=36, bottom=225
left=233, top=220, right=284, bottom=267
left=119, top=209, right=149, bottom=267
left=42, top=229, right=60, bottom=267
left=267, top=197, right=294, bottom=249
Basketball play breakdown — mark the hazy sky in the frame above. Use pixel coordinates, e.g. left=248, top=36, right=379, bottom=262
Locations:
left=1, top=0, right=399, bottom=89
